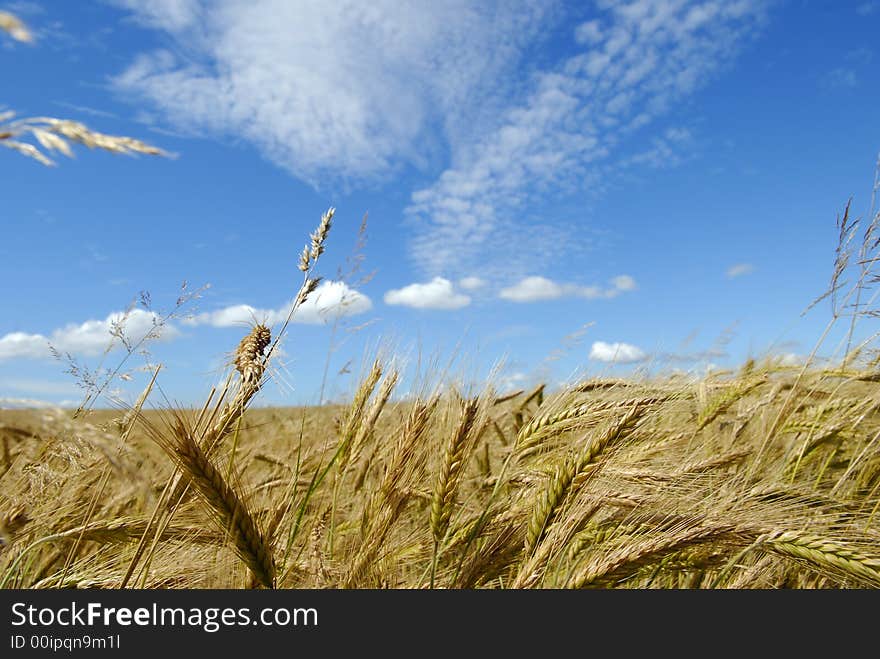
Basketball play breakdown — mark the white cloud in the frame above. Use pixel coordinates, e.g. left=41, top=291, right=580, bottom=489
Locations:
left=186, top=280, right=371, bottom=327
left=856, top=2, right=878, bottom=16
left=775, top=352, right=803, bottom=367
left=574, top=19, right=603, bottom=45
left=589, top=341, right=647, bottom=364
left=0, top=309, right=177, bottom=361
left=499, top=274, right=637, bottom=302
left=407, top=1, right=767, bottom=276
left=499, top=276, right=565, bottom=302
left=824, top=67, right=858, bottom=89
left=111, top=2, right=767, bottom=280
left=0, top=397, right=67, bottom=410
left=498, top=371, right=529, bottom=392
left=622, top=126, right=694, bottom=169
left=384, top=277, right=470, bottom=310
left=111, top=1, right=552, bottom=186
left=611, top=274, right=637, bottom=292
left=109, top=0, right=202, bottom=31
left=459, top=276, right=487, bottom=291
left=726, top=263, right=755, bottom=278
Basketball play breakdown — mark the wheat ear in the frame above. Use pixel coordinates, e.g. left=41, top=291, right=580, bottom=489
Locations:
left=156, top=417, right=276, bottom=588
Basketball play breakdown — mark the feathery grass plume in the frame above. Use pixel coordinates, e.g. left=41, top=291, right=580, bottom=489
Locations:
left=1, top=114, right=167, bottom=166
left=0, top=11, right=32, bottom=42
left=144, top=412, right=276, bottom=588
left=298, top=207, right=334, bottom=272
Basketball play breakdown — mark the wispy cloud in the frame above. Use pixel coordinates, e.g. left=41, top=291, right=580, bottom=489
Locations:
left=459, top=276, right=487, bottom=291
left=53, top=100, right=119, bottom=119
left=589, top=340, right=647, bottom=364
left=384, top=277, right=470, bottom=310
left=499, top=274, right=636, bottom=303
left=846, top=47, right=873, bottom=65
left=726, top=263, right=755, bottom=278
left=108, top=0, right=203, bottom=31
left=111, top=0, right=552, bottom=187
left=823, top=67, right=858, bottom=89
left=406, top=1, right=768, bottom=276
left=0, top=377, right=79, bottom=396
left=856, top=1, right=878, bottom=16
left=0, top=397, right=75, bottom=409
left=0, top=308, right=177, bottom=361
left=185, top=281, right=371, bottom=327
left=110, top=2, right=767, bottom=280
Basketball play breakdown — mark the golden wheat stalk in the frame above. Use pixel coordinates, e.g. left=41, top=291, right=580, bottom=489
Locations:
left=760, top=531, right=880, bottom=587
left=524, top=403, right=649, bottom=557
left=515, top=395, right=670, bottom=458
left=151, top=416, right=276, bottom=588
left=344, top=398, right=437, bottom=587
left=431, top=398, right=480, bottom=545
left=566, top=521, right=743, bottom=588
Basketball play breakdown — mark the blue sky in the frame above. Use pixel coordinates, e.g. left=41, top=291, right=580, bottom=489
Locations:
left=1, top=0, right=879, bottom=408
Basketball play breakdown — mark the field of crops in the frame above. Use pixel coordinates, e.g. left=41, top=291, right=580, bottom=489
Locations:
left=3, top=344, right=880, bottom=589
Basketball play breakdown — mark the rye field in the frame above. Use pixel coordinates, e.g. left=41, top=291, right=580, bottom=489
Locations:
left=3, top=206, right=880, bottom=590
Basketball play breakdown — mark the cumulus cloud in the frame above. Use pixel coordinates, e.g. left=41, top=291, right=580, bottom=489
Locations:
left=589, top=341, right=647, bottom=364
left=499, top=276, right=565, bottom=302
left=186, top=281, right=371, bottom=327
left=384, top=277, right=471, bottom=310
left=499, top=274, right=637, bottom=302
left=0, top=309, right=177, bottom=361
left=726, top=263, right=755, bottom=278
